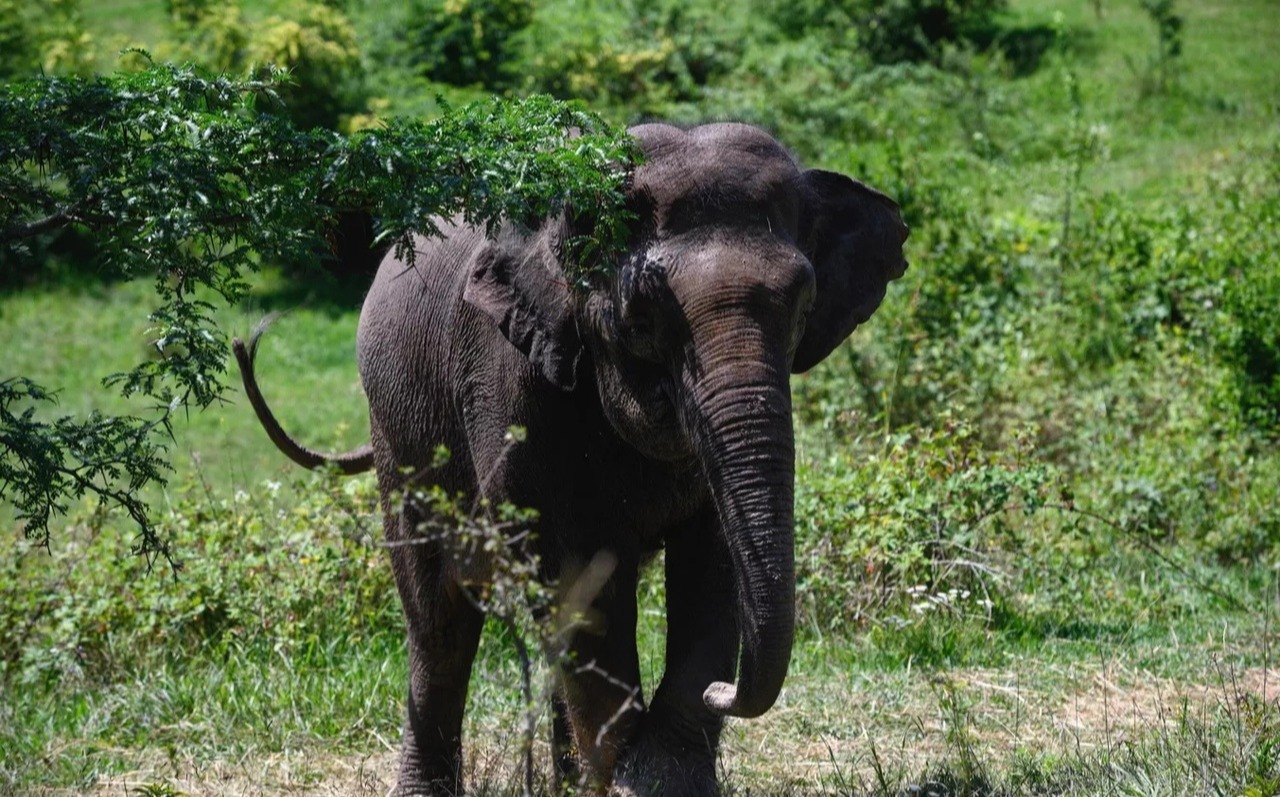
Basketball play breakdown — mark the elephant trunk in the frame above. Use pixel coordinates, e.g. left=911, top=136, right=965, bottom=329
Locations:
left=685, top=358, right=796, bottom=719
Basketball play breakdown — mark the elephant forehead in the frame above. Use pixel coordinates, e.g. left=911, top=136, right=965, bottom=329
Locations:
left=630, top=123, right=801, bottom=220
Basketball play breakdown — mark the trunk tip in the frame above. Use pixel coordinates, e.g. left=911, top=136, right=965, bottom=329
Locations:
left=703, top=681, right=774, bottom=719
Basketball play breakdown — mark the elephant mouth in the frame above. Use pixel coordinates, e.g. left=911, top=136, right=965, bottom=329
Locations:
left=597, top=360, right=695, bottom=463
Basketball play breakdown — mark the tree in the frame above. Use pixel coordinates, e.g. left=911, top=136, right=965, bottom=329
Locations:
left=0, top=62, right=638, bottom=568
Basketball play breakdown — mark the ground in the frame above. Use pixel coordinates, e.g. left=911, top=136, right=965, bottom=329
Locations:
left=33, top=662, right=1275, bottom=796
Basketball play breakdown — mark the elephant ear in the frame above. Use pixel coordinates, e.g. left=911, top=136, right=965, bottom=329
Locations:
left=792, top=169, right=909, bottom=374
left=464, top=237, right=583, bottom=391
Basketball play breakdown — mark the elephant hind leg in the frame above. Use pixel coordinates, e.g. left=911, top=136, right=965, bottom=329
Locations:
left=386, top=495, right=487, bottom=797
left=396, top=587, right=484, bottom=797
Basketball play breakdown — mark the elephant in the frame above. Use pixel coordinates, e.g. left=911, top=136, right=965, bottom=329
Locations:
left=233, top=122, right=909, bottom=797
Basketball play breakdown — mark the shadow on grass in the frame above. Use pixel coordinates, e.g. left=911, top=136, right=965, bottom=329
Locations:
left=993, top=24, right=1061, bottom=76
left=0, top=227, right=126, bottom=297
left=248, top=265, right=375, bottom=316
left=248, top=211, right=391, bottom=316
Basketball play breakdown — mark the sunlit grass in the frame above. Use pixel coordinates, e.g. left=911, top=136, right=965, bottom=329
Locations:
left=0, top=272, right=369, bottom=496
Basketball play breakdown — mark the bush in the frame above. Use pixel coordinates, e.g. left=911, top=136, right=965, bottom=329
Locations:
left=0, top=472, right=396, bottom=686
left=794, top=416, right=1062, bottom=630
left=518, top=0, right=749, bottom=117
left=401, top=0, right=533, bottom=91
left=759, top=0, right=1007, bottom=64
left=1051, top=142, right=1280, bottom=434
left=0, top=0, right=94, bottom=78
left=170, top=0, right=368, bottom=131
left=249, top=1, right=366, bottom=130
left=855, top=0, right=1007, bottom=64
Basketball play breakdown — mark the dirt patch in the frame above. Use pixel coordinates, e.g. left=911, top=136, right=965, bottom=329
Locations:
left=1053, top=664, right=1279, bottom=747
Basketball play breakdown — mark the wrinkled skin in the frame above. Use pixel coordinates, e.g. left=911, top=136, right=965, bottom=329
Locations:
left=235, top=123, right=908, bottom=796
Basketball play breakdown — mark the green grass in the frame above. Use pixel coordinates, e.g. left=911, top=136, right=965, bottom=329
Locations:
left=0, top=272, right=369, bottom=495
left=3, top=558, right=1273, bottom=794
left=1003, top=0, right=1280, bottom=200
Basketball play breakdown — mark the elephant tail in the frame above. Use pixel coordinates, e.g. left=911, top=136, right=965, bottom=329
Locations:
left=232, top=314, right=374, bottom=476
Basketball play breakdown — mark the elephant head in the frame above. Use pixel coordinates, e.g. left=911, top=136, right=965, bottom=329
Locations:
left=464, top=122, right=909, bottom=719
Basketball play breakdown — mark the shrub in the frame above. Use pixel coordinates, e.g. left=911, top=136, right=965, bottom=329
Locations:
left=0, top=472, right=396, bottom=686
left=855, top=0, right=1007, bottom=64
left=402, top=0, right=534, bottom=90
left=518, top=0, right=749, bottom=117
left=170, top=0, right=368, bottom=131
left=0, top=0, right=94, bottom=78
left=794, top=416, right=1062, bottom=630
left=249, top=1, right=365, bottom=130
left=1051, top=142, right=1280, bottom=433
left=759, top=0, right=1007, bottom=64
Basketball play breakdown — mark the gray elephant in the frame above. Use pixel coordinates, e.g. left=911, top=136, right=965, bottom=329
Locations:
left=233, top=122, right=908, bottom=797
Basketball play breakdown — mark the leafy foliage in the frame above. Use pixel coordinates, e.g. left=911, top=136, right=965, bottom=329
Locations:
left=404, top=0, right=534, bottom=90
left=766, top=0, right=1007, bottom=64
left=0, top=471, right=393, bottom=685
left=518, top=0, right=748, bottom=115
left=0, top=379, right=170, bottom=562
left=854, top=0, right=1008, bottom=64
left=165, top=0, right=369, bottom=131
left=795, top=416, right=1063, bottom=629
left=0, top=0, right=94, bottom=79
left=0, top=63, right=638, bottom=558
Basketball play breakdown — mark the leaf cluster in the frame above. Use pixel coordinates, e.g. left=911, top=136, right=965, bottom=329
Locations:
left=796, top=415, right=1063, bottom=629
left=0, top=0, right=94, bottom=79
left=0, top=379, right=170, bottom=560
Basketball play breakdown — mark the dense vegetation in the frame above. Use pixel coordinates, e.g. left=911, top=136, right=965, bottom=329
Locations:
left=2, top=0, right=1278, bottom=794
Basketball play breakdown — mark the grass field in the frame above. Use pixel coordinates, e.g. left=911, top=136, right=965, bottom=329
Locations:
left=3, top=0, right=1280, bottom=794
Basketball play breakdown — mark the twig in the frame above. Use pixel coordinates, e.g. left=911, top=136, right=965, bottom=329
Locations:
left=571, top=660, right=644, bottom=753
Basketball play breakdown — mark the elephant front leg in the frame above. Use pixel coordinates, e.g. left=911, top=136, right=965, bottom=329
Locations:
left=614, top=512, right=736, bottom=797
left=553, top=559, right=645, bottom=795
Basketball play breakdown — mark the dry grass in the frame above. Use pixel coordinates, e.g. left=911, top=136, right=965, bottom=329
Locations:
left=727, top=663, right=1277, bottom=788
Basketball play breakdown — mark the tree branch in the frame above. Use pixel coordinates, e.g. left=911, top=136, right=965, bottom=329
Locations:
left=0, top=201, right=87, bottom=242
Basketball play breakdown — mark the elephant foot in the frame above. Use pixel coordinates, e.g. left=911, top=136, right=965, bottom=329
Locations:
left=392, top=763, right=464, bottom=797
left=391, top=779, right=463, bottom=797
left=391, top=787, right=460, bottom=797
left=609, top=736, right=719, bottom=797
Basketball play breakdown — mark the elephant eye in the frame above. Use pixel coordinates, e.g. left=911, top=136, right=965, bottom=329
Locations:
left=622, top=315, right=666, bottom=364
left=616, top=258, right=673, bottom=364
